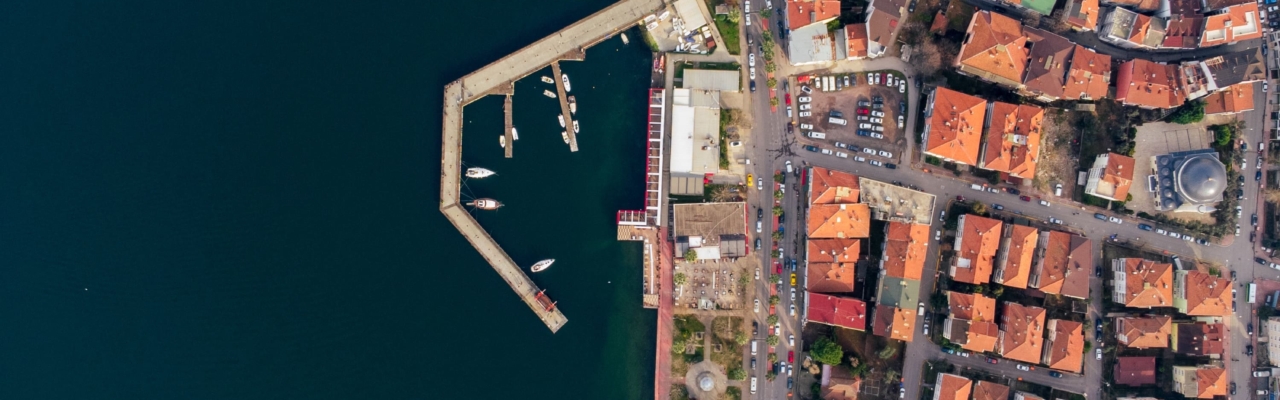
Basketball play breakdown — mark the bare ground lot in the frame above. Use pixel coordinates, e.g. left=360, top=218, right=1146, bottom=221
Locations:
left=1037, top=109, right=1081, bottom=200
left=794, top=71, right=910, bottom=158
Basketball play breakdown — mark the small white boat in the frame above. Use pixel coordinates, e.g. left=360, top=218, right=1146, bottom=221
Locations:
left=470, top=198, right=502, bottom=210
left=620, top=33, right=629, bottom=44
left=562, top=131, right=569, bottom=143
left=541, top=76, right=554, bottom=84
left=466, top=167, right=496, bottom=179
left=562, top=74, right=571, bottom=92
left=573, top=120, right=580, bottom=134
left=543, top=90, right=556, bottom=98
left=499, top=135, right=506, bottom=148
left=511, top=127, right=519, bottom=140
left=568, top=96, right=577, bottom=115
left=531, top=259, right=555, bottom=272
left=558, top=115, right=566, bottom=128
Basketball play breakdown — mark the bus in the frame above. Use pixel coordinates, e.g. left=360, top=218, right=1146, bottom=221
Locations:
left=1249, top=283, right=1258, bottom=304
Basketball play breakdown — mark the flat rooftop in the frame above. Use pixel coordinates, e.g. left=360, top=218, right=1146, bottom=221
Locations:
left=673, top=202, right=747, bottom=239
left=858, top=178, right=937, bottom=225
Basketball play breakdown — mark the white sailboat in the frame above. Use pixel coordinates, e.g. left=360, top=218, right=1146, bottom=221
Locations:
left=531, top=259, right=555, bottom=272
left=466, top=167, right=496, bottom=179
left=562, top=74, right=571, bottom=92
left=558, top=115, right=566, bottom=128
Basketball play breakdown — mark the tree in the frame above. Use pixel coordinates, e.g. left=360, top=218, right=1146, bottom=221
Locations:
left=766, top=77, right=777, bottom=88
left=738, top=274, right=750, bottom=287
left=972, top=285, right=985, bottom=295
left=931, top=292, right=949, bottom=310
left=727, top=8, right=742, bottom=24
left=766, top=370, right=777, bottom=380
left=771, top=250, right=781, bottom=258
left=728, top=367, right=747, bottom=380
left=1167, top=100, right=1205, bottom=124
left=764, top=62, right=776, bottom=73
left=877, top=345, right=898, bottom=360
left=774, top=190, right=783, bottom=199
left=767, top=314, right=779, bottom=325
left=772, top=231, right=783, bottom=240
left=884, top=370, right=900, bottom=383
left=769, top=97, right=779, bottom=106
left=1213, top=124, right=1236, bottom=147
left=683, top=249, right=697, bottom=261
left=735, top=331, right=750, bottom=345
left=773, top=206, right=784, bottom=216
left=970, top=201, right=987, bottom=215
left=769, top=295, right=780, bottom=306
left=767, top=334, right=780, bottom=346
left=674, top=272, right=688, bottom=286
left=759, top=8, right=773, bottom=18
left=809, top=336, right=845, bottom=366
left=990, top=285, right=1005, bottom=298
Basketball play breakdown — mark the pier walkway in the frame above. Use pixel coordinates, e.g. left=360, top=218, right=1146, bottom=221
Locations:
left=439, top=0, right=664, bottom=332
left=550, top=62, right=578, bottom=152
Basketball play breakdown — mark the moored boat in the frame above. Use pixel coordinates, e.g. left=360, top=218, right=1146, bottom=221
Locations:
left=499, top=135, right=506, bottom=148
left=531, top=259, right=555, bottom=272
left=573, top=120, right=580, bottom=134
left=541, top=76, right=554, bottom=84
left=568, top=96, right=577, bottom=115
left=558, top=115, right=566, bottom=128
left=469, top=198, right=502, bottom=210
left=561, top=131, right=569, bottom=143
left=562, top=74, right=571, bottom=92
left=511, top=127, right=519, bottom=140
left=466, top=167, right=496, bottom=178
left=620, top=33, right=629, bottom=44
left=543, top=90, right=556, bottom=98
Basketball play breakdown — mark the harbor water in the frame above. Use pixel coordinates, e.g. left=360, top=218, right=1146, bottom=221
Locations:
left=0, top=0, right=656, bottom=398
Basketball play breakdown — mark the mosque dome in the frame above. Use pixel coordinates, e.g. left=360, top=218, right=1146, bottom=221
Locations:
left=1176, top=155, right=1226, bottom=204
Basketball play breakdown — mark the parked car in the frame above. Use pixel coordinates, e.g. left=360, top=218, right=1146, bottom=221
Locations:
left=1048, top=371, right=1063, bottom=378
left=1096, top=348, right=1102, bottom=360
left=869, top=160, right=884, bottom=167
left=1108, top=216, right=1122, bottom=224
left=1049, top=217, right=1062, bottom=224
left=1019, top=195, right=1031, bottom=202
left=1138, top=223, right=1153, bottom=231
left=1016, top=364, right=1030, bottom=371
left=993, top=204, right=1005, bottom=210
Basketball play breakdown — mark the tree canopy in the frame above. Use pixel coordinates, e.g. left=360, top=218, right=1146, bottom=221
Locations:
left=809, top=336, right=845, bottom=366
left=766, top=334, right=780, bottom=346
left=727, top=367, right=747, bottom=380
left=1168, top=100, right=1205, bottom=124
left=674, top=272, right=688, bottom=286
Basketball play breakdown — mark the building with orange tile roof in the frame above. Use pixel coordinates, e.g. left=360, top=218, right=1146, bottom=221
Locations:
left=809, top=239, right=861, bottom=264
left=1201, top=3, right=1262, bottom=47
left=1031, top=231, right=1092, bottom=299
left=956, top=11, right=1029, bottom=88
left=841, top=24, right=870, bottom=60
left=998, top=302, right=1047, bottom=364
left=1099, top=7, right=1167, bottom=49
left=1116, top=316, right=1172, bottom=348
left=1115, top=357, right=1157, bottom=386
left=810, top=167, right=861, bottom=205
left=945, top=314, right=1000, bottom=352
left=809, top=203, right=872, bottom=239
left=994, top=225, right=1038, bottom=289
left=951, top=214, right=1002, bottom=285
left=808, top=262, right=858, bottom=293
left=1162, top=15, right=1204, bottom=49
left=1085, top=153, right=1136, bottom=202
left=1111, top=258, right=1175, bottom=309
left=1115, top=59, right=1187, bottom=109
left=1102, top=0, right=1161, bottom=12
left=821, top=366, right=862, bottom=400
left=872, top=304, right=916, bottom=342
left=808, top=294, right=867, bottom=331
left=1015, top=393, right=1047, bottom=400
left=1021, top=29, right=1075, bottom=102
left=980, top=103, right=1043, bottom=180
left=1175, top=270, right=1232, bottom=316
left=934, top=373, right=974, bottom=400
left=1203, top=82, right=1255, bottom=115
left=947, top=291, right=998, bottom=321
left=1065, top=0, right=1100, bottom=31
left=1063, top=45, right=1112, bottom=100
left=923, top=87, right=988, bottom=166
left=1173, top=365, right=1227, bottom=398
left=1043, top=319, right=1084, bottom=373
left=972, top=380, right=1011, bottom=400
left=785, top=0, right=843, bottom=31
left=880, top=222, right=928, bottom=280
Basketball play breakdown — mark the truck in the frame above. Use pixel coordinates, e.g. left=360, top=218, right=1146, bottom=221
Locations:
left=1250, top=283, right=1258, bottom=304
left=829, top=117, right=848, bottom=126
left=751, top=340, right=758, bottom=355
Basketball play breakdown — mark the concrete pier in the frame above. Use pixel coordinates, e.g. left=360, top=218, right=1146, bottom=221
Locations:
left=439, top=0, right=664, bottom=332
left=503, top=95, right=514, bottom=158
left=550, top=61, right=579, bottom=152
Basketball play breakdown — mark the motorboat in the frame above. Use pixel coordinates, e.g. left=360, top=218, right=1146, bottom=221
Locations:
left=543, top=90, right=556, bottom=98
left=469, top=198, right=502, bottom=210
left=620, top=33, right=629, bottom=44
left=561, top=131, right=569, bottom=143
left=531, top=259, right=555, bottom=272
left=572, top=120, right=580, bottom=134
left=511, top=127, right=519, bottom=140
left=562, top=74, right=571, bottom=92
left=558, top=115, right=566, bottom=128
left=499, top=135, right=506, bottom=148
left=541, top=76, right=554, bottom=84
left=466, top=167, right=496, bottom=179
left=568, top=96, right=577, bottom=115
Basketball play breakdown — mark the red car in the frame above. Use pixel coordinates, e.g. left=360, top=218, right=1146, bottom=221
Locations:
left=775, top=262, right=782, bottom=274
left=788, top=351, right=794, bottom=363
left=857, top=108, right=869, bottom=115
left=784, top=93, right=791, bottom=105
left=1019, top=195, right=1032, bottom=202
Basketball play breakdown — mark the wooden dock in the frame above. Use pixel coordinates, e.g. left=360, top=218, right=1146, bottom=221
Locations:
left=503, top=95, right=514, bottom=158
left=438, top=0, right=664, bottom=332
left=550, top=61, right=579, bottom=152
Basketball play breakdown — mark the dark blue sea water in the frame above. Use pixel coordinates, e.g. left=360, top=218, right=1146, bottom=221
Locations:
left=0, top=1, right=655, bottom=398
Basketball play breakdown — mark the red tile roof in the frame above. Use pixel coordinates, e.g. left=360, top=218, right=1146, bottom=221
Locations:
left=1116, top=59, right=1187, bottom=109
left=845, top=24, right=869, bottom=59
left=1116, top=316, right=1172, bottom=348
left=956, top=11, right=1029, bottom=86
left=1031, top=231, right=1092, bottom=299
left=948, top=291, right=997, bottom=321
left=953, top=214, right=1002, bottom=285
left=882, top=222, right=929, bottom=280
left=935, top=373, right=974, bottom=400
left=808, top=203, right=872, bottom=239
left=810, top=167, right=861, bottom=205
left=995, top=224, right=1039, bottom=288
left=1117, top=258, right=1174, bottom=308
left=1063, top=45, right=1111, bottom=100
left=1115, top=357, right=1157, bottom=386
left=972, top=380, right=1010, bottom=400
left=1180, top=270, right=1232, bottom=316
left=1044, top=319, right=1084, bottom=373
left=1065, top=0, right=1100, bottom=30
left=925, top=88, right=988, bottom=165
left=1201, top=3, right=1262, bottom=47
left=982, top=103, right=1044, bottom=180
left=808, top=294, right=868, bottom=331
left=808, top=262, right=858, bottom=293
left=873, top=304, right=916, bottom=342
left=1022, top=28, right=1075, bottom=100
left=1174, top=322, right=1225, bottom=356
left=998, top=302, right=1046, bottom=364
left=1203, top=82, right=1255, bottom=115
left=787, top=0, right=843, bottom=31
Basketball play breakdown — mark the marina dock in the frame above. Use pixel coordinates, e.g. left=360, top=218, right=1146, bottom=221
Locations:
left=503, top=95, right=514, bottom=158
left=439, top=0, right=664, bottom=332
left=550, top=61, right=578, bottom=152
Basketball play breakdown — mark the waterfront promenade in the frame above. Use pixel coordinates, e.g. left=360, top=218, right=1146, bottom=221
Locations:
left=439, top=0, right=664, bottom=332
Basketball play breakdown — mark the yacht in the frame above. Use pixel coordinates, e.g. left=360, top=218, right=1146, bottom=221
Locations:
left=562, top=74, right=571, bottom=92
left=568, top=96, right=577, bottom=115
left=558, top=115, right=565, bottom=128
left=465, top=167, right=496, bottom=179
left=469, top=198, right=502, bottom=210
left=620, top=33, right=629, bottom=44
left=511, top=127, right=519, bottom=140
left=572, top=120, right=580, bottom=134
left=499, top=135, right=506, bottom=148
left=561, top=131, right=569, bottom=143
left=531, top=259, right=555, bottom=272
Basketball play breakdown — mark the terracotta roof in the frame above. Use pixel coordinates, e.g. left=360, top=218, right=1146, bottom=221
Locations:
left=1195, top=367, right=1228, bottom=398
left=995, top=224, right=1038, bottom=288
left=845, top=24, right=869, bottom=59
left=1169, top=0, right=1203, bottom=14
left=998, top=302, right=1046, bottom=363
left=809, top=262, right=858, bottom=293
left=1203, top=82, right=1255, bottom=115
left=808, top=294, right=868, bottom=331
left=930, top=10, right=950, bottom=33
left=1174, top=322, right=1225, bottom=356
left=1162, top=15, right=1204, bottom=48
left=1128, top=14, right=1165, bottom=46
left=1201, top=3, right=1262, bottom=46
left=959, top=319, right=1000, bottom=352
left=952, top=214, right=1002, bottom=285
left=935, top=373, right=973, bottom=400
left=809, top=239, right=862, bottom=264
left=810, top=167, right=861, bottom=205
left=1117, top=316, right=1172, bottom=348
left=1179, top=270, right=1232, bottom=316
left=982, top=103, right=1043, bottom=180
left=786, top=0, right=842, bottom=31
left=808, top=203, right=872, bottom=239
left=1044, top=319, right=1084, bottom=373
left=1116, top=258, right=1174, bottom=308
left=882, top=222, right=929, bottom=280
left=1063, top=45, right=1111, bottom=100
left=1114, top=357, right=1157, bottom=386
left=1206, top=0, right=1252, bottom=10
left=1108, top=0, right=1161, bottom=11
left=1116, top=59, right=1186, bottom=109
left=822, top=367, right=861, bottom=400
left=1031, top=231, right=1092, bottom=299
left=948, top=291, right=998, bottom=321
left=972, top=380, right=1011, bottom=400
left=1065, top=0, right=1100, bottom=30
left=1096, top=153, right=1136, bottom=201
left=1022, top=28, right=1075, bottom=99
left=925, top=88, right=988, bottom=165
left=873, top=304, right=916, bottom=341
left=957, top=11, right=1029, bottom=85
left=866, top=0, right=905, bottom=50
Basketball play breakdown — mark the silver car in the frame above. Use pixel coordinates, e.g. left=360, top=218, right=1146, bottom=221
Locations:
left=878, top=150, right=893, bottom=158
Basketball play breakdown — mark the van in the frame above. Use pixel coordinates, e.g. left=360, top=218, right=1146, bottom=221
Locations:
left=971, top=184, right=984, bottom=191
left=829, top=117, right=848, bottom=126
left=807, top=131, right=827, bottom=139
left=1054, top=183, right=1063, bottom=196
left=751, top=340, right=758, bottom=355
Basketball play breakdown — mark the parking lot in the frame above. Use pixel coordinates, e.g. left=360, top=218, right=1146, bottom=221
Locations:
left=791, top=71, right=911, bottom=166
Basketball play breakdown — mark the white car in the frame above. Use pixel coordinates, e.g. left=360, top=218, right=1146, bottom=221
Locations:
left=754, top=299, right=760, bottom=312
left=790, top=288, right=796, bottom=301
left=798, top=104, right=811, bottom=111
left=798, top=112, right=811, bottom=117
left=854, top=156, right=866, bottom=162
left=820, top=148, right=833, bottom=155
left=869, top=117, right=883, bottom=124
left=872, top=125, right=884, bottom=132
left=789, top=304, right=796, bottom=316
left=897, top=115, right=904, bottom=128
left=1108, top=216, right=1122, bottom=224
left=799, top=123, right=813, bottom=129
left=749, top=67, right=756, bottom=79
left=871, top=110, right=885, bottom=117
left=857, top=115, right=869, bottom=121
left=1169, top=232, right=1181, bottom=239
left=1182, top=235, right=1194, bottom=243
left=899, top=81, right=907, bottom=93
left=863, top=148, right=877, bottom=155
left=858, top=123, right=873, bottom=129
left=1039, top=200, right=1050, bottom=207
left=1016, top=364, right=1030, bottom=371
left=748, top=53, right=756, bottom=67
left=1156, top=228, right=1167, bottom=235
left=869, top=160, right=884, bottom=167
left=798, top=96, right=811, bottom=103
left=788, top=334, right=795, bottom=346
left=800, top=86, right=812, bottom=94
left=878, top=150, right=893, bottom=158
left=756, top=221, right=762, bottom=233
left=745, top=0, right=751, bottom=10
left=836, top=151, right=849, bottom=158
left=1096, top=348, right=1102, bottom=360
left=755, top=268, right=760, bottom=280
left=871, top=133, right=884, bottom=139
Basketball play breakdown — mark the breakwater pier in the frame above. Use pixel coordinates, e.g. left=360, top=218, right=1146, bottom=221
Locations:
left=439, top=0, right=664, bottom=332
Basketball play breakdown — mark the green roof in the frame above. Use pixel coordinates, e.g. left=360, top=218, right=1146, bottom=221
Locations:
left=1022, top=0, right=1057, bottom=15
left=875, top=276, right=920, bottom=308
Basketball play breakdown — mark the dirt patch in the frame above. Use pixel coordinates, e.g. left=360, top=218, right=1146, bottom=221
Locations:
left=710, top=316, right=745, bottom=372
left=1037, top=108, right=1081, bottom=199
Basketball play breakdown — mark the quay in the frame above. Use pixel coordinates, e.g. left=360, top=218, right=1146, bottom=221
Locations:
left=503, top=95, right=514, bottom=158
left=550, top=61, right=579, bottom=152
left=439, top=0, right=665, bottom=332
